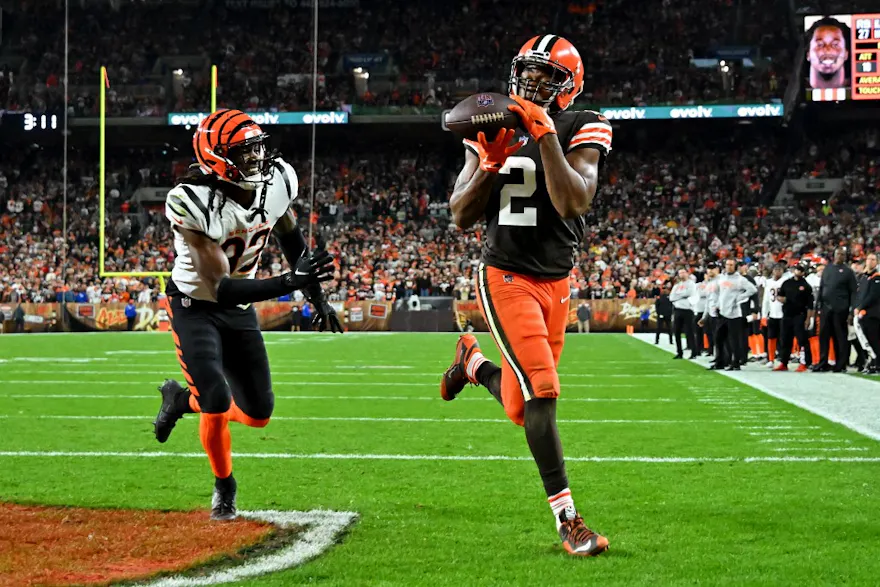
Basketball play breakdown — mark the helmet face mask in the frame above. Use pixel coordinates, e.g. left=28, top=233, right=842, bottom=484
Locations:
left=223, top=135, right=273, bottom=188
left=509, top=57, right=574, bottom=108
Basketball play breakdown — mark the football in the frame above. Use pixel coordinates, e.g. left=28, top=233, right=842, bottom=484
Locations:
left=445, top=92, right=520, bottom=141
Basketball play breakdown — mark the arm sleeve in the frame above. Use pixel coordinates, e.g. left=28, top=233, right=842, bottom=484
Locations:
left=761, top=284, right=771, bottom=317
left=275, top=223, right=308, bottom=267
left=216, top=274, right=294, bottom=307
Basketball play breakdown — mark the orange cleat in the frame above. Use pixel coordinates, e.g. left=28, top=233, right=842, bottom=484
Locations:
left=796, top=364, right=808, bottom=372
left=440, top=334, right=481, bottom=401
left=773, top=364, right=788, bottom=372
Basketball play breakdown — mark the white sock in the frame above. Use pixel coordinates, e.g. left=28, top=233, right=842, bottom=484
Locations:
left=548, top=488, right=576, bottom=528
left=465, top=351, right=487, bottom=384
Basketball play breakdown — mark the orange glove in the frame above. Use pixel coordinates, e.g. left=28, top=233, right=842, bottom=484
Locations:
left=464, top=128, right=522, bottom=173
left=760, top=317, right=768, bottom=328
left=507, top=94, right=557, bottom=142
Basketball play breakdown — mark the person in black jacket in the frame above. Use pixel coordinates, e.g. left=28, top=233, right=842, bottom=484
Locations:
left=854, top=253, right=880, bottom=374
left=655, top=283, right=673, bottom=345
left=775, top=264, right=814, bottom=371
left=813, top=247, right=858, bottom=372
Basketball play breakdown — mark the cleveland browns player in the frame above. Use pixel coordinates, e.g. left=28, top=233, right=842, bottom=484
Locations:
left=440, top=35, right=612, bottom=556
left=152, top=109, right=343, bottom=521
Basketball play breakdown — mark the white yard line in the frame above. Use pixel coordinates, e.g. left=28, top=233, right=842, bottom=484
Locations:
left=632, top=333, right=880, bottom=442
left=0, top=414, right=783, bottom=425
left=143, top=509, right=358, bottom=587
left=771, top=447, right=868, bottom=452
left=0, top=380, right=656, bottom=389
left=0, top=393, right=673, bottom=403
left=0, top=450, right=878, bottom=463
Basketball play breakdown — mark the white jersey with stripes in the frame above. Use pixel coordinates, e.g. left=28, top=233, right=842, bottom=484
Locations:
left=165, top=159, right=298, bottom=301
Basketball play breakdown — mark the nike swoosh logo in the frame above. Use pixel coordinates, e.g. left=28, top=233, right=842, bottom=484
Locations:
left=294, top=270, right=309, bottom=276
left=561, top=296, right=571, bottom=303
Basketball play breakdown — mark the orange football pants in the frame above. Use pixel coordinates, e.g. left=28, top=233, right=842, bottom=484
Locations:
left=476, top=264, right=570, bottom=426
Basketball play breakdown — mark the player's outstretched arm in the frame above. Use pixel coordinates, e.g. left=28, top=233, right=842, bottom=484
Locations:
left=177, top=226, right=332, bottom=307
left=449, top=150, right=495, bottom=230
left=271, top=210, right=343, bottom=333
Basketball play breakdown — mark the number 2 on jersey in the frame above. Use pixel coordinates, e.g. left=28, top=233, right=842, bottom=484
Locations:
left=498, top=156, right=537, bottom=227
left=222, top=228, right=271, bottom=274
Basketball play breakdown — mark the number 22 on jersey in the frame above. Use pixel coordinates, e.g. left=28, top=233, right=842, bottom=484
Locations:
left=498, top=156, right=537, bottom=227
left=222, top=228, right=271, bottom=274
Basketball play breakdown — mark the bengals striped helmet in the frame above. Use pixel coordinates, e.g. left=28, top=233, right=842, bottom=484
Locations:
left=509, top=35, right=584, bottom=111
left=192, top=109, right=274, bottom=190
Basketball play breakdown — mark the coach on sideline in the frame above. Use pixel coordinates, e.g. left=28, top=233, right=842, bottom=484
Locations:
left=813, top=247, right=858, bottom=372
left=854, top=253, right=880, bottom=373
left=670, top=269, right=697, bottom=359
left=715, top=259, right=758, bottom=371
left=776, top=264, right=814, bottom=372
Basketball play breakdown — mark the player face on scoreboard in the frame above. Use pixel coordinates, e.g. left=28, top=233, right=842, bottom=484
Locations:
left=808, top=24, right=848, bottom=88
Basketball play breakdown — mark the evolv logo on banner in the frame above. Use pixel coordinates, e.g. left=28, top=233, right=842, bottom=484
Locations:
left=736, top=104, right=782, bottom=117
left=600, top=107, right=647, bottom=120
left=167, top=111, right=349, bottom=126
left=670, top=105, right=714, bottom=118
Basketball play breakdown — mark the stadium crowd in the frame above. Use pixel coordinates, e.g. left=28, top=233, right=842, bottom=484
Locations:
left=1, top=0, right=789, bottom=116
left=2, top=127, right=878, bottom=307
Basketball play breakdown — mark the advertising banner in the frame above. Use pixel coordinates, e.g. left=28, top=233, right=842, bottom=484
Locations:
left=0, top=303, right=58, bottom=333
left=167, top=111, right=349, bottom=127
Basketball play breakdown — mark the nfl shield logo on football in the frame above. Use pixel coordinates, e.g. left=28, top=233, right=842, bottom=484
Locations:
left=503, top=274, right=514, bottom=283
left=182, top=297, right=191, bottom=308
left=476, top=93, right=494, bottom=108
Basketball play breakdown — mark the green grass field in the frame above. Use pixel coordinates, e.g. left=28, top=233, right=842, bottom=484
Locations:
left=2, top=332, right=880, bottom=586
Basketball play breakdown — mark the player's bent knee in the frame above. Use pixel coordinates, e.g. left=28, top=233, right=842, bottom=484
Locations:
left=531, top=371, right=560, bottom=399
left=504, top=401, right=525, bottom=427
left=249, top=390, right=274, bottom=421
left=199, top=389, right=232, bottom=414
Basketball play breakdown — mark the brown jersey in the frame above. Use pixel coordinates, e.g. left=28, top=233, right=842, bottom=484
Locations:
left=465, top=110, right=613, bottom=279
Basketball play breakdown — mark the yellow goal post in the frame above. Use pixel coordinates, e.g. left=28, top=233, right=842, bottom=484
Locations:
left=97, top=65, right=218, bottom=294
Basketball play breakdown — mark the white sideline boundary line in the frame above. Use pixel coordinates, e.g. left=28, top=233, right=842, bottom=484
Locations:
left=1, top=450, right=880, bottom=463
left=142, top=509, right=358, bottom=587
left=631, top=333, right=880, bottom=442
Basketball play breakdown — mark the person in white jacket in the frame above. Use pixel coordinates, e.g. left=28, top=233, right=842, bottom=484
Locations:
left=713, top=259, right=758, bottom=370
left=669, top=269, right=697, bottom=359
left=761, top=263, right=791, bottom=367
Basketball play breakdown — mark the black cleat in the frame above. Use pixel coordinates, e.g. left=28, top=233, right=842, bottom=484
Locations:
left=211, top=485, right=237, bottom=521
left=440, top=334, right=481, bottom=401
left=672, top=354, right=683, bottom=360
left=153, top=379, right=187, bottom=443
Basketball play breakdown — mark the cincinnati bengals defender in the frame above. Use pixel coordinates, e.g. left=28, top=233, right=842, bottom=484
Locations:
left=440, top=35, right=612, bottom=556
left=152, top=109, right=343, bottom=521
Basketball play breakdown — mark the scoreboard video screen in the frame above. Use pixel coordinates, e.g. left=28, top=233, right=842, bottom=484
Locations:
left=805, top=13, right=880, bottom=101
